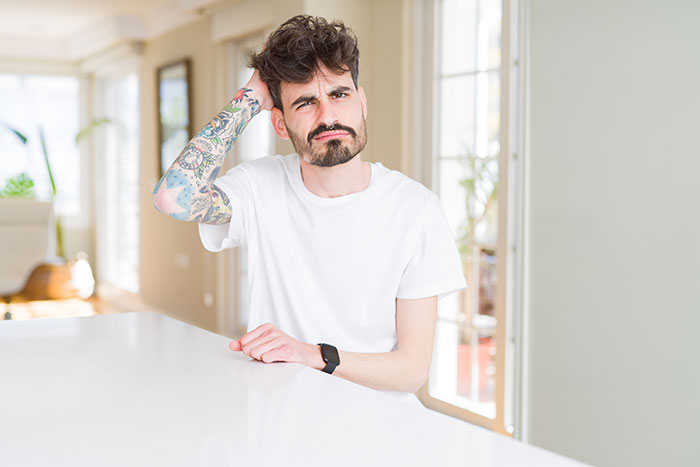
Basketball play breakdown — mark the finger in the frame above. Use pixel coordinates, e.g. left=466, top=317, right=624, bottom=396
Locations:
left=241, top=333, right=279, bottom=358
left=229, top=340, right=242, bottom=351
left=239, top=323, right=275, bottom=347
left=247, top=337, right=283, bottom=361
left=260, top=344, right=293, bottom=363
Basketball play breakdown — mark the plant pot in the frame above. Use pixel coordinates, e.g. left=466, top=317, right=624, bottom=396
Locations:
left=16, top=260, right=81, bottom=301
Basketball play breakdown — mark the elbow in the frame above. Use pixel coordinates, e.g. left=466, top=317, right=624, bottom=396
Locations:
left=152, top=188, right=169, bottom=216
left=152, top=178, right=193, bottom=221
left=407, top=369, right=430, bottom=394
left=152, top=192, right=161, bottom=213
left=400, top=356, right=431, bottom=393
left=152, top=177, right=167, bottom=214
left=394, top=351, right=431, bottom=393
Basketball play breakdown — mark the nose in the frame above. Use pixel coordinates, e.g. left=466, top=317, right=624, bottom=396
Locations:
left=316, top=97, right=338, bottom=129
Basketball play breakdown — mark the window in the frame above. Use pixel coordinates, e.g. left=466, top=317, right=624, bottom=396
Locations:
left=95, top=73, right=140, bottom=293
left=0, top=73, right=81, bottom=219
left=420, top=0, right=519, bottom=435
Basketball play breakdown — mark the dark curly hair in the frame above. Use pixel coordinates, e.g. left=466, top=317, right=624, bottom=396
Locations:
left=248, top=15, right=360, bottom=111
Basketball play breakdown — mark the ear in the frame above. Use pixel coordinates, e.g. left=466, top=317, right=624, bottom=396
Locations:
left=270, top=107, right=289, bottom=140
left=358, top=85, right=367, bottom=119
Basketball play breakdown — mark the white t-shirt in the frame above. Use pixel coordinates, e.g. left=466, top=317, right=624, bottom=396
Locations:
left=199, top=153, right=467, bottom=406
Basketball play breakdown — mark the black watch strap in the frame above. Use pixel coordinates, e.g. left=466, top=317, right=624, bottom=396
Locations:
left=317, top=343, right=340, bottom=374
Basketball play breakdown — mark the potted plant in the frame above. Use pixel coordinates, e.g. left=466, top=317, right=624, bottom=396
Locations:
left=1, top=120, right=110, bottom=313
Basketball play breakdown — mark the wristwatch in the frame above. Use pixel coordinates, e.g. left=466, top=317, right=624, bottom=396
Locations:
left=317, top=343, right=340, bottom=374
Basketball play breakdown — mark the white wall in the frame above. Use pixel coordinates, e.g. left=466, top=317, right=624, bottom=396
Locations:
left=526, top=1, right=700, bottom=466
left=303, top=0, right=407, bottom=171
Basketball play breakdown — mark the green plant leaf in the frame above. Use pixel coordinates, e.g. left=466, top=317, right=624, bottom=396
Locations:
left=75, top=118, right=113, bottom=144
left=38, top=126, right=57, bottom=198
left=1, top=123, right=28, bottom=145
left=0, top=172, right=35, bottom=198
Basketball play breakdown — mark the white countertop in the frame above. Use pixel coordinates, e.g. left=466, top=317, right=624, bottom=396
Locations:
left=0, top=312, right=586, bottom=466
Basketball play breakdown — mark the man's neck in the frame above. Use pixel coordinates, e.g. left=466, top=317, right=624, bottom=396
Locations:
left=299, top=153, right=371, bottom=198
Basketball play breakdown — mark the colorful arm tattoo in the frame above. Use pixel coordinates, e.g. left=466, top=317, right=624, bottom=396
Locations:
left=152, top=88, right=260, bottom=224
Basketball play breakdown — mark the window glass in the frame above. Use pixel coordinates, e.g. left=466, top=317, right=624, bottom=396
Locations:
left=432, top=0, right=501, bottom=420
left=97, top=73, right=140, bottom=292
left=440, top=0, right=477, bottom=74
left=0, top=74, right=80, bottom=217
left=439, top=75, right=476, bottom=157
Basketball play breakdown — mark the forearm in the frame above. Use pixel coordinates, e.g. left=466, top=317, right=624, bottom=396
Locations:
left=234, top=298, right=437, bottom=394
left=152, top=88, right=260, bottom=224
left=305, top=345, right=430, bottom=394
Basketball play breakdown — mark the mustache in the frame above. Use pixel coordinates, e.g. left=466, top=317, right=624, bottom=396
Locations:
left=307, top=123, right=357, bottom=143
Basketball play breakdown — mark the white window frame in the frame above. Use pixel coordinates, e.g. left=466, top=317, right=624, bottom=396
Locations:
left=412, top=0, right=526, bottom=439
left=85, top=43, right=143, bottom=303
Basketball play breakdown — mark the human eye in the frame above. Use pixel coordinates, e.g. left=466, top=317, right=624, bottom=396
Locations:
left=333, top=92, right=347, bottom=99
left=296, top=101, right=311, bottom=110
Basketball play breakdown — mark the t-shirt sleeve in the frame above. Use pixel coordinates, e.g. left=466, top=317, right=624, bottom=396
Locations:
left=198, top=164, right=254, bottom=252
left=396, top=192, right=468, bottom=300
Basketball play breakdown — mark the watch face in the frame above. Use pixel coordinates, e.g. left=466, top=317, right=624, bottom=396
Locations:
left=322, top=344, right=340, bottom=365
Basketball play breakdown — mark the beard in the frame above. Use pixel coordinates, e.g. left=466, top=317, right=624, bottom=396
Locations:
left=285, top=119, right=367, bottom=168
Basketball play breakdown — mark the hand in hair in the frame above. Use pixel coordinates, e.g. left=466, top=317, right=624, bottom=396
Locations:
left=244, top=69, right=274, bottom=112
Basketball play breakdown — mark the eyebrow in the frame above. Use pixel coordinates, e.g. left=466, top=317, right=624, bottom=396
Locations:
left=290, top=86, right=353, bottom=108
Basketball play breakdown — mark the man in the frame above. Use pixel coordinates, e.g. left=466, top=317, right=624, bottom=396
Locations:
left=153, top=15, right=466, bottom=406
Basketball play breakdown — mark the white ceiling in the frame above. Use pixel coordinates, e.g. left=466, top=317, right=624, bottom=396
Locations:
left=0, top=0, right=172, bottom=37
left=0, top=0, right=220, bottom=61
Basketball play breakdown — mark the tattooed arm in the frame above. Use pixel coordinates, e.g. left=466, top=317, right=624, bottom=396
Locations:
left=152, top=71, right=273, bottom=224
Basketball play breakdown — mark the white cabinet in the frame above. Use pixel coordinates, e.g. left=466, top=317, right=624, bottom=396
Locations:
left=0, top=199, right=54, bottom=294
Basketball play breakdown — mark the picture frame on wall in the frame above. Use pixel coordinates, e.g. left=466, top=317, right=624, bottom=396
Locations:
left=157, top=58, right=192, bottom=177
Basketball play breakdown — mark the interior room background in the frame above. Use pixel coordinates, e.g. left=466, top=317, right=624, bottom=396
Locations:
left=0, top=1, right=697, bottom=466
